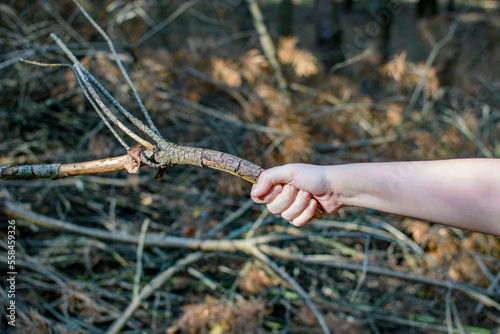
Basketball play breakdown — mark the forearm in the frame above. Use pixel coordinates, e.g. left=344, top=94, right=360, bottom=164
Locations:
left=333, top=159, right=500, bottom=235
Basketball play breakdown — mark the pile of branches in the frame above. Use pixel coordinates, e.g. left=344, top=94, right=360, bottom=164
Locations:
left=1, top=1, right=499, bottom=333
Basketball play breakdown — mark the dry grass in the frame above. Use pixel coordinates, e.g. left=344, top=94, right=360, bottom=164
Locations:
left=1, top=1, right=499, bottom=333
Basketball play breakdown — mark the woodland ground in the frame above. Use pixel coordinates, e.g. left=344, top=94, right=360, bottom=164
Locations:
left=0, top=0, right=499, bottom=333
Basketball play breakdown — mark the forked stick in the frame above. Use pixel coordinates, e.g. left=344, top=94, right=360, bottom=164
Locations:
left=2, top=5, right=325, bottom=220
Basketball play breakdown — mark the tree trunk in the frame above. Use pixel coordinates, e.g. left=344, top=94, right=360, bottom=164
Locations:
left=344, top=0, right=354, bottom=13
left=378, top=0, right=393, bottom=63
left=237, top=1, right=253, bottom=32
left=417, top=0, right=438, bottom=18
left=314, top=0, right=344, bottom=70
left=280, top=0, right=294, bottom=36
left=447, top=0, right=455, bottom=11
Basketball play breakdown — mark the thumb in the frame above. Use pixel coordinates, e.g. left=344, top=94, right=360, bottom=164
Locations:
left=251, top=164, right=297, bottom=197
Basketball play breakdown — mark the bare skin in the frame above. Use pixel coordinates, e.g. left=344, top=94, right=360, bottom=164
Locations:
left=251, top=159, right=500, bottom=236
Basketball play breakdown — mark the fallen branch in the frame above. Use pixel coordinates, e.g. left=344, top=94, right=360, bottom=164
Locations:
left=251, top=247, right=331, bottom=334
left=5, top=3, right=325, bottom=218
left=4, top=199, right=329, bottom=331
left=245, top=0, right=288, bottom=95
left=0, top=147, right=326, bottom=221
left=106, top=252, right=206, bottom=334
left=258, top=244, right=500, bottom=312
left=5, top=199, right=498, bottom=313
left=0, top=155, right=134, bottom=180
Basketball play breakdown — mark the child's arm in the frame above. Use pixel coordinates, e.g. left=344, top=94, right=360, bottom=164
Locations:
left=250, top=159, right=500, bottom=235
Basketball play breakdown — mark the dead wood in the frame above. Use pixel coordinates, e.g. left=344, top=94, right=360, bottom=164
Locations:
left=0, top=10, right=326, bottom=219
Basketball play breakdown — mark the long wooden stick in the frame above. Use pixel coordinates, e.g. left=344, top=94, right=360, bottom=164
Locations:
left=8, top=3, right=325, bottom=219
left=0, top=146, right=325, bottom=219
left=0, top=155, right=133, bottom=180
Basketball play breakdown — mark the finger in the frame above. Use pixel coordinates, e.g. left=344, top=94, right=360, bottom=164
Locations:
left=251, top=184, right=282, bottom=204
left=280, top=190, right=312, bottom=222
left=290, top=199, right=317, bottom=227
left=266, top=184, right=299, bottom=215
left=251, top=165, right=297, bottom=198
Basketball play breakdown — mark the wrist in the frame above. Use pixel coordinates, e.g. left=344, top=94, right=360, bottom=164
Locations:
left=328, top=163, right=372, bottom=209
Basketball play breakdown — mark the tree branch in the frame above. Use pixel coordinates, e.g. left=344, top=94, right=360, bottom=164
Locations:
left=1, top=144, right=325, bottom=219
left=13, top=0, right=326, bottom=221
left=0, top=155, right=135, bottom=180
left=245, top=0, right=289, bottom=97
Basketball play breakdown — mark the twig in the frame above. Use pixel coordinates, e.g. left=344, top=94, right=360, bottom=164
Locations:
left=49, top=33, right=155, bottom=149
left=245, top=207, right=270, bottom=240
left=5, top=198, right=319, bottom=252
left=329, top=46, right=372, bottom=74
left=475, top=271, right=500, bottom=313
left=364, top=215, right=433, bottom=264
left=406, top=12, right=463, bottom=112
left=57, top=34, right=158, bottom=148
left=245, top=0, right=288, bottom=96
left=175, top=96, right=290, bottom=135
left=18, top=58, right=68, bottom=68
left=71, top=0, right=161, bottom=137
left=3, top=199, right=255, bottom=251
left=133, top=218, right=151, bottom=297
left=205, top=198, right=255, bottom=238
left=187, top=267, right=225, bottom=293
left=349, top=234, right=371, bottom=303
left=290, top=82, right=342, bottom=105
left=368, top=317, right=382, bottom=334
left=369, top=314, right=487, bottom=334
left=303, top=102, right=375, bottom=121
left=106, top=252, right=206, bottom=334
left=470, top=253, right=500, bottom=295
left=0, top=145, right=324, bottom=219
left=257, top=244, right=500, bottom=311
left=441, top=108, right=494, bottom=158
left=73, top=65, right=131, bottom=150
left=314, top=134, right=401, bottom=152
left=446, top=288, right=454, bottom=334
left=131, top=0, right=200, bottom=50
left=77, top=57, right=164, bottom=147
left=451, top=294, right=467, bottom=334
left=250, top=247, right=331, bottom=334
left=42, top=0, right=90, bottom=47
left=0, top=155, right=136, bottom=180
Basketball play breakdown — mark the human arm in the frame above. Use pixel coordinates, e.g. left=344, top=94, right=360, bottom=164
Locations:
left=250, top=159, right=500, bottom=235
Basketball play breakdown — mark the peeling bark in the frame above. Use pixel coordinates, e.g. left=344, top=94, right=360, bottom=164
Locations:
left=0, top=155, right=135, bottom=180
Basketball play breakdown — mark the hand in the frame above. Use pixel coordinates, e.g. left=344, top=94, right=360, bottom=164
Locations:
left=251, top=164, right=345, bottom=226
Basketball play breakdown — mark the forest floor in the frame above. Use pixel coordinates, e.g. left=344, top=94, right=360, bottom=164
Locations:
left=0, top=0, right=499, bottom=333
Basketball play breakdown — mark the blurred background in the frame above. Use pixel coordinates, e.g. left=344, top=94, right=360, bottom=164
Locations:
left=1, top=0, right=499, bottom=333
